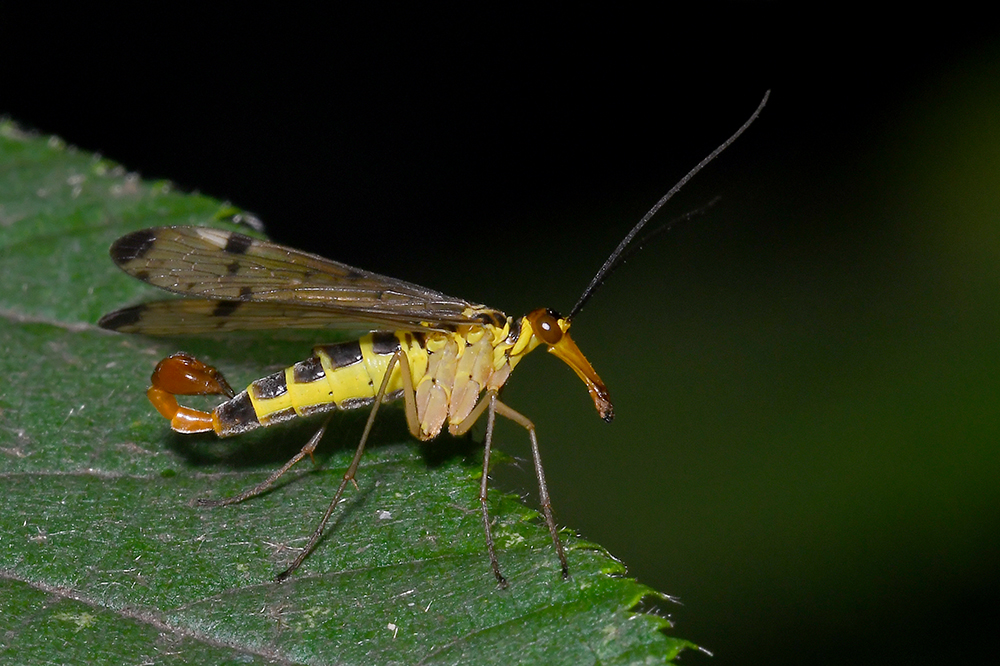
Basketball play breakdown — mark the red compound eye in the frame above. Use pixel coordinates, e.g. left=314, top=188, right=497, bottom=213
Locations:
left=528, top=308, right=563, bottom=345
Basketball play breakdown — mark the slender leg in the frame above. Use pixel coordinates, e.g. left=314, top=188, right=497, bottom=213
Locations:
left=275, top=349, right=404, bottom=582
left=197, top=416, right=331, bottom=507
left=450, top=391, right=569, bottom=584
left=494, top=401, right=569, bottom=579
left=449, top=391, right=505, bottom=585
left=480, top=393, right=507, bottom=588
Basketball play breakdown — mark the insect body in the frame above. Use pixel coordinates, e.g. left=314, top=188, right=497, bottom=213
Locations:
left=100, top=226, right=606, bottom=585
left=99, top=93, right=767, bottom=586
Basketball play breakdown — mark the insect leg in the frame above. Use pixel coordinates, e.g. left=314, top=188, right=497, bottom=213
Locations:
left=275, top=348, right=406, bottom=582
left=449, top=390, right=507, bottom=587
left=197, top=417, right=331, bottom=508
left=453, top=397, right=571, bottom=582
left=493, top=401, right=569, bottom=579
left=480, top=393, right=506, bottom=588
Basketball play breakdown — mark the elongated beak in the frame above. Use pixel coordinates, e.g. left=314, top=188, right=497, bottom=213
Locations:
left=548, top=333, right=614, bottom=422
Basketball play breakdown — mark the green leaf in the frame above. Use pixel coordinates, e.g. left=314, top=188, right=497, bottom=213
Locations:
left=0, top=120, right=695, bottom=665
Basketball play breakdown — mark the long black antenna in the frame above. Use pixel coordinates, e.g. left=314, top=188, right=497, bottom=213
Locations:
left=568, top=90, right=770, bottom=320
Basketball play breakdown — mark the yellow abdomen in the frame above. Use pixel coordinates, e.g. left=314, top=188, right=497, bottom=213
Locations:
left=210, top=325, right=518, bottom=439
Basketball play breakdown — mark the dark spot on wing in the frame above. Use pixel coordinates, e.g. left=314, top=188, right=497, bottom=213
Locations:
left=238, top=286, right=253, bottom=300
left=223, top=233, right=254, bottom=255
left=226, top=260, right=240, bottom=275
left=109, top=229, right=157, bottom=263
left=211, top=301, right=241, bottom=318
left=98, top=305, right=146, bottom=331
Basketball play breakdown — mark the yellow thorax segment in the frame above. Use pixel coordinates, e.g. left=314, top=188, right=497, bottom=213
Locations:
left=412, top=316, right=544, bottom=439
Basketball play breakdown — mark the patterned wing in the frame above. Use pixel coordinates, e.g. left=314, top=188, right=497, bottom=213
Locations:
left=99, top=226, right=506, bottom=333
